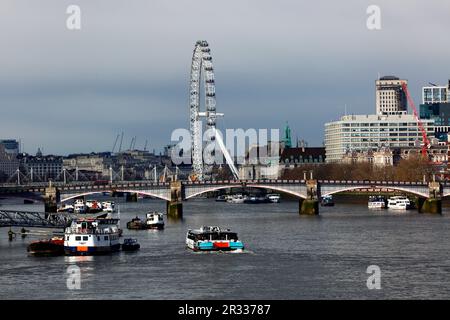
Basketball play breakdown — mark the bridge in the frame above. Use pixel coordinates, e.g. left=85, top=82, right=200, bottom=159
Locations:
left=0, top=178, right=445, bottom=216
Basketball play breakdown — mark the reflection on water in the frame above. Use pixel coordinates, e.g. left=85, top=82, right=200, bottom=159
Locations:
left=1, top=196, right=450, bottom=299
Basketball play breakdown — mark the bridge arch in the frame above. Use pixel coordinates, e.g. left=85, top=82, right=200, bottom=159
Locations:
left=185, top=184, right=307, bottom=200
left=321, top=185, right=429, bottom=198
left=61, top=189, right=170, bottom=202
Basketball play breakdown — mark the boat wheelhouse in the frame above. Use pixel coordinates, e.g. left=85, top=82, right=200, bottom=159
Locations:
left=64, top=218, right=121, bottom=255
left=146, top=212, right=164, bottom=230
left=186, top=226, right=244, bottom=252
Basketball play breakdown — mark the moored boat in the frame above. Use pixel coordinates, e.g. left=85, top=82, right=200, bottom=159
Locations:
left=368, top=196, right=386, bottom=209
left=227, top=194, right=246, bottom=204
left=266, top=193, right=281, bottom=203
left=186, top=226, right=244, bottom=252
left=387, top=196, right=413, bottom=210
left=64, top=218, right=121, bottom=255
left=126, top=212, right=164, bottom=230
left=320, top=195, right=335, bottom=206
left=27, top=237, right=65, bottom=256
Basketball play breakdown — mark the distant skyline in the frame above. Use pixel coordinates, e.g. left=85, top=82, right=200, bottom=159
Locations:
left=1, top=0, right=449, bottom=155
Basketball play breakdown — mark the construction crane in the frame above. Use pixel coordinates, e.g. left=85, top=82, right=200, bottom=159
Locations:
left=111, top=134, right=120, bottom=154
left=401, top=82, right=430, bottom=158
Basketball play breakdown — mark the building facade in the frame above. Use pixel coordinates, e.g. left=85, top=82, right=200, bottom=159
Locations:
left=19, top=153, right=63, bottom=181
left=324, top=114, right=434, bottom=162
left=376, top=76, right=407, bottom=115
left=420, top=81, right=450, bottom=142
left=0, top=144, right=19, bottom=180
left=0, top=139, right=19, bottom=155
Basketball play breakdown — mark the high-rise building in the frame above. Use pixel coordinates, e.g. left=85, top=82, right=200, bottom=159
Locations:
left=375, top=76, right=407, bottom=115
left=420, top=80, right=450, bottom=141
left=0, top=139, right=19, bottom=155
left=324, top=114, right=434, bottom=162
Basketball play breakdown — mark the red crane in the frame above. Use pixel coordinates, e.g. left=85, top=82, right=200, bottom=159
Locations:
left=401, top=82, right=430, bottom=158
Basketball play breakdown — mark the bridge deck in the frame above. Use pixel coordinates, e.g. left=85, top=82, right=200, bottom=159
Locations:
left=0, top=210, right=72, bottom=228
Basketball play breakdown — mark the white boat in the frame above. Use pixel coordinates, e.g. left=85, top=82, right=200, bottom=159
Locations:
left=146, top=212, right=165, bottom=230
left=85, top=200, right=103, bottom=213
left=64, top=218, right=121, bottom=255
left=227, top=194, right=246, bottom=204
left=101, top=201, right=116, bottom=213
left=186, top=226, right=244, bottom=252
left=58, top=203, right=74, bottom=213
left=368, top=196, right=386, bottom=209
left=266, top=193, right=281, bottom=203
left=387, top=196, right=412, bottom=210
left=74, top=199, right=87, bottom=214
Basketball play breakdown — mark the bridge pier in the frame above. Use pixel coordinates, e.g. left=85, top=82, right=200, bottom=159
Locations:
left=167, top=181, right=183, bottom=219
left=126, top=193, right=138, bottom=202
left=44, top=184, right=60, bottom=213
left=418, top=182, right=442, bottom=214
left=299, top=180, right=320, bottom=215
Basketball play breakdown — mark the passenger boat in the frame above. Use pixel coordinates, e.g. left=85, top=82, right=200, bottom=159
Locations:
left=86, top=200, right=103, bottom=213
left=387, top=196, right=413, bottom=210
left=74, top=200, right=87, bottom=214
left=227, top=194, right=246, bottom=204
left=266, top=193, right=281, bottom=203
left=320, top=195, right=335, bottom=206
left=368, top=196, right=386, bottom=209
left=27, top=237, right=65, bottom=256
left=186, top=226, right=244, bottom=252
left=121, top=238, right=140, bottom=252
left=64, top=218, right=121, bottom=255
left=101, top=201, right=115, bottom=213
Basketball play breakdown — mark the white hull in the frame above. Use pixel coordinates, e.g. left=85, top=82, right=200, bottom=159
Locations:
left=368, top=201, right=385, bottom=209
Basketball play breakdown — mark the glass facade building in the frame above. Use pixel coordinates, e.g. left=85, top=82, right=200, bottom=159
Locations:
left=324, top=114, right=434, bottom=162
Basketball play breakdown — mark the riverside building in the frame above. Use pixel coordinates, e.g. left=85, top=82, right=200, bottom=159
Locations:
left=324, top=114, right=434, bottom=162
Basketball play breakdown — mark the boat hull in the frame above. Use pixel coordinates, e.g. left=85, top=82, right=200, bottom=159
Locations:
left=28, top=241, right=64, bottom=257
left=64, top=244, right=121, bottom=256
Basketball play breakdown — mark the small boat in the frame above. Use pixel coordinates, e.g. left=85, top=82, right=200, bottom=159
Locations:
left=215, top=195, right=229, bottom=202
left=101, top=201, right=115, bottom=213
left=186, top=226, right=244, bottom=252
left=64, top=218, right=121, bottom=255
left=227, top=194, right=246, bottom=204
left=126, top=212, right=164, bottom=230
left=86, top=200, right=103, bottom=213
left=121, top=238, right=140, bottom=251
left=266, top=193, right=281, bottom=203
left=145, top=212, right=164, bottom=230
left=320, top=195, right=335, bottom=206
left=74, top=200, right=87, bottom=214
left=244, top=195, right=267, bottom=204
left=27, top=237, right=65, bottom=256
left=368, top=196, right=386, bottom=209
left=387, top=196, right=413, bottom=210
left=58, top=203, right=74, bottom=213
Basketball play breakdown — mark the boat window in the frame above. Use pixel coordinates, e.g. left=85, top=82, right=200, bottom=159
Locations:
left=75, top=236, right=81, bottom=241
left=83, top=236, right=88, bottom=241
left=104, top=236, right=109, bottom=240
left=97, top=236, right=100, bottom=241
left=66, top=236, right=69, bottom=241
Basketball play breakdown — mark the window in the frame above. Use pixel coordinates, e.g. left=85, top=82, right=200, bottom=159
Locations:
left=104, top=236, right=109, bottom=240
left=75, top=236, right=81, bottom=241
left=83, top=236, right=88, bottom=241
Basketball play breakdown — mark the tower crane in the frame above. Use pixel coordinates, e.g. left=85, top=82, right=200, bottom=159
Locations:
left=401, top=82, right=430, bottom=158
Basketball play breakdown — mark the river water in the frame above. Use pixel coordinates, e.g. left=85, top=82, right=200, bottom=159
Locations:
left=1, top=196, right=450, bottom=300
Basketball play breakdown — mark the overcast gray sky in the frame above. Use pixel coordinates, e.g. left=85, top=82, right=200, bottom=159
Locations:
left=0, top=0, right=449, bottom=155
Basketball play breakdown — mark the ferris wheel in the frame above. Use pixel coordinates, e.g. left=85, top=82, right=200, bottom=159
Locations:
left=189, top=40, right=239, bottom=181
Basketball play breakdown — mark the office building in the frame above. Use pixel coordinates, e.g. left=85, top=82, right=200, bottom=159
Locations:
left=375, top=76, right=407, bottom=115
left=324, top=114, right=434, bottom=162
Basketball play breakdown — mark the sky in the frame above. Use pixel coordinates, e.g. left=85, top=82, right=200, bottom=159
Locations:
left=0, top=0, right=449, bottom=155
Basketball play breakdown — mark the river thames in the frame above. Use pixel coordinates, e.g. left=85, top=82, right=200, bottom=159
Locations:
left=1, top=197, right=450, bottom=299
